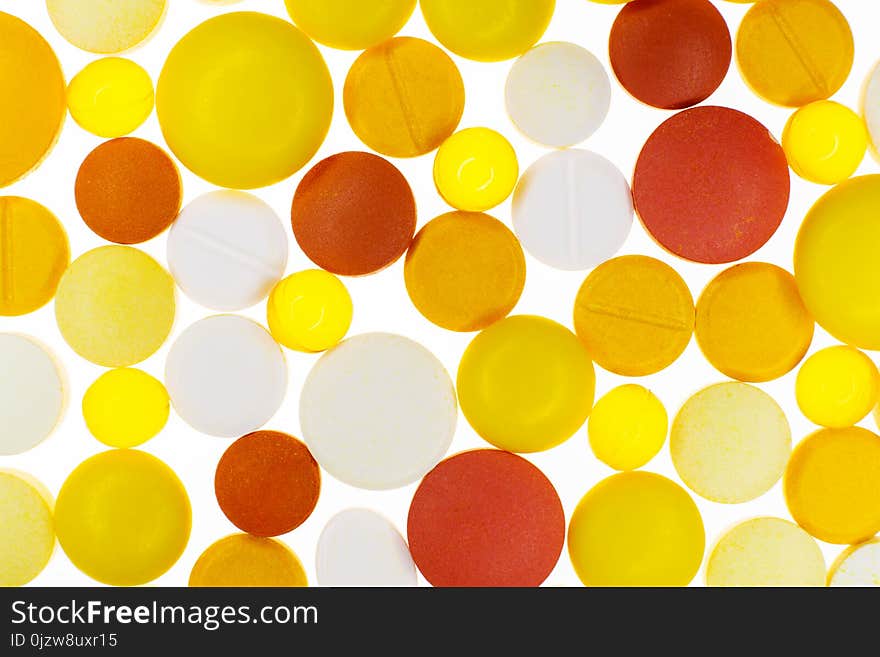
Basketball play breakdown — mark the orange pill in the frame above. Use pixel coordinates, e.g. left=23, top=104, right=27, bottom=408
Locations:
left=189, top=534, right=308, bottom=587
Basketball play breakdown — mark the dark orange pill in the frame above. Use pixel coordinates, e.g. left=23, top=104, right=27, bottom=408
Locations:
left=633, top=106, right=790, bottom=264
left=407, top=449, right=565, bottom=587
left=215, top=430, right=320, bottom=538
left=75, top=137, right=182, bottom=245
left=609, top=0, right=731, bottom=110
left=291, top=151, right=417, bottom=276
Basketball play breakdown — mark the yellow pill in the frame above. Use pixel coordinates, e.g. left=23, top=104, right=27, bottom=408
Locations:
left=0, top=471, right=54, bottom=587
left=706, top=517, right=825, bottom=587
left=588, top=385, right=667, bottom=472
left=782, top=101, right=866, bottom=185
left=796, top=346, right=879, bottom=428
left=284, top=0, right=415, bottom=50
left=67, top=58, right=154, bottom=138
left=828, top=539, right=880, bottom=587
left=82, top=368, right=170, bottom=448
left=568, top=472, right=704, bottom=587
left=189, top=534, right=308, bottom=587
left=47, top=0, right=166, bottom=54
left=55, top=450, right=191, bottom=586
left=457, top=315, right=595, bottom=453
left=55, top=246, right=175, bottom=368
left=267, top=270, right=353, bottom=353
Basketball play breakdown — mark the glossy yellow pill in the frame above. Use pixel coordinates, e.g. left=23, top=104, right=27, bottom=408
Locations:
left=796, top=346, right=879, bottom=428
left=284, top=0, right=415, bottom=50
left=82, top=368, right=170, bottom=448
left=189, top=534, right=308, bottom=587
left=782, top=101, right=866, bottom=185
left=588, top=385, right=667, bottom=472
left=568, top=472, right=704, bottom=587
left=0, top=471, right=54, bottom=587
left=67, top=58, right=154, bottom=138
left=55, top=450, right=191, bottom=586
left=267, top=270, right=353, bottom=353
left=47, top=0, right=166, bottom=54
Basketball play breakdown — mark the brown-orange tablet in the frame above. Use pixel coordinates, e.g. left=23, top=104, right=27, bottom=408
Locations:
left=75, top=137, right=182, bottom=245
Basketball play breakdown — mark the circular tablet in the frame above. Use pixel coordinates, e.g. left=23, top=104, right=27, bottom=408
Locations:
left=671, top=383, right=791, bottom=504
left=736, top=0, right=853, bottom=107
left=267, top=270, right=353, bottom=352
left=404, top=212, right=525, bottom=332
left=47, top=0, right=166, bottom=53
left=457, top=315, right=595, bottom=453
left=796, top=346, right=879, bottom=428
left=67, top=58, right=154, bottom=138
left=190, top=534, right=307, bottom=587
left=609, top=0, right=731, bottom=110
left=292, top=152, right=416, bottom=276
left=300, top=333, right=456, bottom=490
left=55, top=450, right=190, bottom=586
left=782, top=101, right=866, bottom=185
left=0, top=12, right=65, bottom=187
left=55, top=246, right=175, bottom=367
left=568, top=472, right=704, bottom=587
left=344, top=38, right=464, bottom=158
left=168, top=191, right=287, bottom=311
left=0, top=471, right=54, bottom=586
left=505, top=42, right=611, bottom=148
left=513, top=150, right=633, bottom=271
left=165, top=315, right=287, bottom=438
left=284, top=0, right=415, bottom=50
left=316, top=509, right=417, bottom=587
left=82, top=368, right=169, bottom=448
left=75, top=138, right=182, bottom=245
left=420, top=0, right=555, bottom=62
left=574, top=255, right=693, bottom=376
left=215, top=431, right=320, bottom=537
left=633, top=106, right=789, bottom=264
left=157, top=12, right=333, bottom=189
left=785, top=427, right=880, bottom=545
left=828, top=539, right=880, bottom=587
left=706, top=518, right=825, bottom=587
left=407, top=450, right=564, bottom=587
left=588, top=385, right=668, bottom=472
left=0, top=197, right=69, bottom=316
left=695, top=263, right=813, bottom=382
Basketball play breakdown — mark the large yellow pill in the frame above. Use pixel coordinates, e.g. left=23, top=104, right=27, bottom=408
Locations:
left=47, top=0, right=166, bottom=54
left=55, top=450, right=191, bottom=586
left=82, top=368, right=170, bottom=448
left=0, top=471, right=54, bottom=587
left=782, top=101, right=866, bottom=185
left=189, top=534, right=307, bottom=587
left=796, top=346, right=879, bottom=428
left=588, top=385, right=667, bottom=472
left=157, top=12, right=333, bottom=189
left=568, top=472, right=704, bottom=587
left=67, top=58, right=154, bottom=138
left=284, top=0, right=415, bottom=50
left=458, top=315, right=595, bottom=453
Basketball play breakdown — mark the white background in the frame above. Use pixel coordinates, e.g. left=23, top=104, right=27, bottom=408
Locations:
left=2, top=0, right=879, bottom=587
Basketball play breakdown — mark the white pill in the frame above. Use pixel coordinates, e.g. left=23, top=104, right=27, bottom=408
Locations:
left=167, top=190, right=288, bottom=311
left=829, top=539, right=880, bottom=587
left=300, top=333, right=456, bottom=490
left=0, top=335, right=65, bottom=455
left=512, top=149, right=633, bottom=271
left=864, top=63, right=880, bottom=159
left=316, top=508, right=417, bottom=587
left=506, top=42, right=611, bottom=148
left=165, top=315, right=287, bottom=438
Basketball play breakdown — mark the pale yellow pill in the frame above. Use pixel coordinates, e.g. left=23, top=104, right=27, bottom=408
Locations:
left=828, top=539, right=880, bottom=587
left=82, top=368, right=169, bottom=448
left=47, top=0, right=167, bottom=54
left=0, top=470, right=54, bottom=587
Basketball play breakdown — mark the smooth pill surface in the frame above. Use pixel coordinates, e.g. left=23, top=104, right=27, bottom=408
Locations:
left=47, top=0, right=166, bottom=53
left=0, top=471, right=55, bottom=586
left=190, top=534, right=307, bottom=587
left=828, top=539, right=880, bottom=587
left=67, top=58, right=154, bottom=138
left=588, top=385, right=668, bottom=472
left=284, top=0, right=415, bottom=50
left=782, top=101, right=866, bottom=185
left=82, top=368, right=169, bottom=448
left=796, top=346, right=879, bottom=428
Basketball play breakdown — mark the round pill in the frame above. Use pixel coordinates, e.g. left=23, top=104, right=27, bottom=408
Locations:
left=284, top=0, right=415, bottom=50
left=568, top=472, right=705, bottom=587
left=404, top=212, right=525, bottom=332
left=420, top=0, right=555, bottom=62
left=407, top=450, right=565, bottom=587
left=782, top=101, right=866, bottom=185
left=512, top=150, right=633, bottom=271
left=47, top=0, right=166, bottom=53
left=67, top=58, right=154, bottom=138
left=292, top=152, right=416, bottom=276
left=267, top=270, right=353, bottom=353
left=588, top=385, right=668, bottom=472
left=82, top=368, right=169, bottom=448
left=0, top=12, right=65, bottom=187
left=796, top=346, right=879, bottom=428
left=0, top=471, right=54, bottom=586
left=695, top=263, right=814, bottom=382
left=785, top=427, right=880, bottom=545
left=55, top=450, right=190, bottom=586
left=433, top=128, right=518, bottom=212
left=190, top=534, right=307, bottom=587
left=55, top=246, right=175, bottom=367
left=344, top=38, right=465, bottom=158
left=736, top=0, right=853, bottom=107
left=609, top=0, right=731, bottom=110
left=0, top=197, right=69, bottom=316
left=828, top=539, right=880, bottom=587
left=671, top=382, right=792, bottom=504
left=457, top=315, right=595, bottom=453
left=215, top=431, right=320, bottom=537
left=505, top=42, right=611, bottom=148
left=168, top=191, right=287, bottom=311
left=165, top=315, right=287, bottom=438
left=706, top=518, right=825, bottom=587
left=633, top=106, right=790, bottom=264
left=573, top=255, right=694, bottom=377
left=157, top=12, right=333, bottom=189
left=300, top=333, right=456, bottom=490
left=75, top=138, right=182, bottom=245
left=316, top=509, right=417, bottom=587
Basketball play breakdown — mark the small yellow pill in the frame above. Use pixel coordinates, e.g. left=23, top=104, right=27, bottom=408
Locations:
left=796, top=346, right=879, bottom=428
left=67, top=58, right=154, bottom=138
left=82, top=368, right=170, bottom=448
left=284, top=0, right=415, bottom=51
left=189, top=534, right=308, bottom=587
left=588, top=385, right=667, bottom=471
left=0, top=470, right=55, bottom=587
left=782, top=101, right=866, bottom=185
